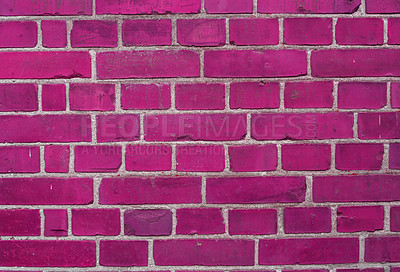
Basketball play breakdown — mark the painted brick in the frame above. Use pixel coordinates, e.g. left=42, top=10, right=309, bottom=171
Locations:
left=176, top=145, right=225, bottom=172
left=70, top=83, right=115, bottom=111
left=42, top=84, right=66, bottom=111
left=41, top=21, right=67, bottom=48
left=0, top=146, right=40, bottom=173
left=391, top=82, right=400, bottom=108
left=338, top=82, right=387, bottom=109
left=229, top=145, right=278, bottom=172
left=337, top=206, right=384, bottom=232
left=258, top=0, right=361, bottom=13
left=121, top=83, right=171, bottom=110
left=284, top=207, right=331, bottom=234
left=176, top=83, right=225, bottom=110
left=366, top=0, right=400, bottom=13
left=72, top=209, right=120, bottom=236
left=284, top=18, right=332, bottom=45
left=44, top=209, right=68, bottom=237
left=125, top=209, right=172, bottom=236
left=123, top=20, right=171, bottom=46
left=391, top=206, right=400, bottom=231
left=335, top=143, right=384, bottom=170
left=282, top=144, right=331, bottom=171
left=177, top=208, right=225, bottom=235
left=229, top=209, right=277, bottom=235
left=126, top=145, right=172, bottom=171
left=230, top=19, right=279, bottom=45
left=100, top=240, right=148, bottom=266
left=230, top=82, right=280, bottom=109
left=389, top=18, right=400, bottom=44
left=96, top=114, right=140, bottom=142
left=0, top=209, right=40, bottom=236
left=284, top=81, right=333, bottom=108
left=71, top=20, right=117, bottom=47
left=0, top=84, right=37, bottom=112
left=177, top=19, right=225, bottom=46
left=96, top=0, right=201, bottom=14
left=205, top=0, right=253, bottom=13
left=390, top=143, right=400, bottom=169
left=336, top=18, right=383, bottom=45
left=45, top=145, right=70, bottom=173
left=0, top=21, right=37, bottom=47
left=0, top=0, right=92, bottom=15
left=365, top=237, right=400, bottom=262
left=75, top=145, right=122, bottom=173
left=358, top=112, right=400, bottom=139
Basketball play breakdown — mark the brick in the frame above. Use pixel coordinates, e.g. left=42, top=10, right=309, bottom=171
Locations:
left=126, top=145, right=172, bottom=171
left=337, top=206, right=384, bottom=233
left=99, top=177, right=201, bottom=204
left=230, top=82, right=280, bottom=109
left=391, top=207, right=400, bottom=231
left=96, top=0, right=200, bottom=14
left=123, top=20, right=171, bottom=46
left=0, top=21, right=37, bottom=47
left=176, top=208, right=225, bottom=235
left=177, top=19, right=225, bottom=46
left=365, top=237, right=400, bottom=262
left=284, top=81, right=333, bottom=108
left=125, top=209, right=172, bottom=236
left=259, top=238, right=359, bottom=264
left=0, top=241, right=96, bottom=267
left=336, top=18, right=383, bottom=45
left=338, top=269, right=384, bottom=272
left=176, top=145, right=225, bottom=172
left=230, top=19, right=279, bottom=45
left=0, top=178, right=93, bottom=205
left=122, top=84, right=171, bottom=110
left=100, top=240, right=148, bottom=266
left=205, top=50, right=307, bottom=78
left=0, top=0, right=92, bottom=15
left=392, top=83, right=400, bottom=108
left=45, top=145, right=70, bottom=173
left=75, top=145, right=122, bottom=173
left=207, top=176, right=306, bottom=203
left=284, top=270, right=329, bottom=272
left=366, top=0, right=400, bottom=13
left=0, top=51, right=91, bottom=79
left=389, top=19, right=400, bottom=44
left=97, top=114, right=140, bottom=142
left=70, top=83, right=115, bottom=111
left=41, top=21, right=67, bottom=48
left=0, top=209, right=40, bottom=236
left=390, top=143, right=400, bottom=169
left=336, top=143, right=384, bottom=170
left=144, top=114, right=247, bottom=141
left=42, top=84, right=66, bottom=111
left=338, top=82, right=387, bottom=109
left=284, top=207, right=331, bottom=234
left=0, top=84, right=37, bottom=112
left=258, top=0, right=361, bottom=13
left=71, top=20, right=117, bottom=48
left=176, top=83, right=225, bottom=110
left=229, top=145, right=277, bottom=172
left=205, top=0, right=253, bottom=13
left=282, top=144, right=331, bottom=171
left=284, top=18, right=332, bottom=45
left=44, top=209, right=68, bottom=237
left=97, top=51, right=200, bottom=79
left=72, top=209, right=120, bottom=236
left=251, top=113, right=353, bottom=140
left=154, top=239, right=255, bottom=265
left=358, top=112, right=400, bottom=139
left=0, top=146, right=40, bottom=173
left=229, top=209, right=277, bottom=235
left=312, top=50, right=400, bottom=77
left=313, top=175, right=400, bottom=202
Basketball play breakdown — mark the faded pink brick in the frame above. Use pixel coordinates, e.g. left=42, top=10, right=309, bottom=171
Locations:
left=230, top=82, right=280, bottom=109
left=70, top=83, right=115, bottom=111
left=176, top=208, right=225, bottom=235
left=42, top=84, right=66, bottom=111
left=75, top=146, right=121, bottom=173
left=41, top=21, right=67, bottom=48
left=44, top=209, right=68, bottom=237
left=177, top=19, right=225, bottom=46
left=100, top=240, right=148, bottom=266
left=72, top=209, right=120, bottom=236
left=284, top=270, right=329, bottom=272
left=336, top=143, right=384, bottom=170
left=0, top=0, right=92, bottom=15
left=366, top=0, right=400, bottom=13
left=71, top=20, right=117, bottom=48
left=338, top=82, right=387, bottom=109
left=229, top=145, right=277, bottom=172
left=336, top=18, right=383, bottom=45
left=0, top=21, right=37, bottom=48
left=97, top=114, right=140, bottom=142
left=229, top=209, right=277, bottom=235
left=390, top=143, right=400, bottom=169
left=123, top=20, right=171, bottom=46
left=359, top=112, right=400, bottom=139
left=0, top=146, right=40, bottom=173
left=126, top=145, right=171, bottom=171
left=389, top=19, right=400, bottom=44
left=391, top=207, right=400, bottom=231
left=230, top=19, right=279, bottom=45
left=205, top=0, right=253, bottom=13
left=282, top=144, right=331, bottom=171
left=45, top=145, right=70, bottom=173
left=337, top=206, right=384, bottom=233
left=284, top=207, right=331, bottom=234
left=392, top=82, right=400, bottom=108
left=284, top=81, right=333, bottom=108
left=365, top=237, right=400, bottom=262
left=176, top=83, right=225, bottom=110
left=121, top=84, right=171, bottom=110
left=176, top=145, right=225, bottom=172
left=125, top=209, right=172, bottom=236
left=96, top=0, right=200, bottom=14
left=284, top=18, right=332, bottom=45
left=0, top=209, right=40, bottom=236
left=0, top=84, right=38, bottom=112
left=258, top=0, right=361, bottom=13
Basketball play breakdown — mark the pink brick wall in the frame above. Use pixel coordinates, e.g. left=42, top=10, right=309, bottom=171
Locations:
left=0, top=0, right=399, bottom=269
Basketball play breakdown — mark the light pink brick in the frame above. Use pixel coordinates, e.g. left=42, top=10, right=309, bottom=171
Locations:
left=336, top=18, right=383, bottom=45
left=71, top=20, right=117, bottom=48
left=44, top=209, right=68, bottom=237
left=284, top=207, right=331, bottom=234
left=0, top=146, right=40, bottom=173
left=96, top=0, right=200, bottom=14
left=258, top=0, right=361, bottom=13
left=100, top=240, right=148, bottom=266
left=284, top=18, right=332, bottom=45
left=0, top=209, right=40, bottom=236
left=72, top=209, right=120, bottom=236
left=121, top=84, right=171, bottom=110
left=284, top=81, right=333, bottom=108
left=337, top=206, right=384, bottom=233
left=126, top=145, right=172, bottom=171
left=229, top=145, right=277, bottom=172
left=282, top=144, right=331, bottom=171
left=230, top=82, right=280, bottom=109
left=125, top=209, right=172, bottom=236
left=97, top=114, right=140, bottom=142
left=338, top=82, right=387, bottom=109
left=0, top=84, right=38, bottom=112
left=0, top=0, right=92, bottom=15
left=41, top=21, right=67, bottom=48
left=42, top=84, right=66, bottom=111
left=336, top=143, right=384, bottom=170
left=229, top=209, right=277, bottom=235
left=205, top=0, right=253, bottom=13
left=0, top=21, right=37, bottom=48
left=123, top=20, right=171, bottom=46
left=229, top=19, right=279, bottom=45
left=75, top=146, right=122, bottom=173
left=358, top=112, right=400, bottom=139
left=45, top=145, right=70, bottom=173
left=70, top=83, right=115, bottom=111
left=177, top=208, right=224, bottom=235
left=176, top=83, right=225, bottom=110
left=390, top=143, right=400, bottom=169
left=176, top=145, right=225, bottom=172
left=177, top=19, right=225, bottom=46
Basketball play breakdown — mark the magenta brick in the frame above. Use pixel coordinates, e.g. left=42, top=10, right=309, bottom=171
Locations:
left=71, top=20, right=117, bottom=48
left=258, top=0, right=360, bottom=13
left=145, top=114, right=247, bottom=141
left=44, top=209, right=68, bottom=237
left=284, top=207, right=331, bottom=234
left=0, top=0, right=92, bottom=15
left=284, top=81, right=333, bottom=108
left=0, top=240, right=96, bottom=267
left=205, top=50, right=307, bottom=78
left=337, top=206, right=384, bottom=233
left=0, top=21, right=37, bottom=47
left=336, top=18, right=383, bottom=45
left=154, top=239, right=255, bottom=265
left=75, top=145, right=121, bottom=173
left=312, top=50, right=400, bottom=77
left=70, top=83, right=115, bottom=111
left=366, top=0, right=400, bottom=13
left=205, top=0, right=253, bottom=13
left=0, top=84, right=37, bottom=111
left=365, top=237, right=400, bottom=262
left=229, top=209, right=277, bottom=235
left=338, top=82, right=387, bottom=109
left=42, top=84, right=66, bottom=111
left=97, top=114, right=140, bottom=142
left=72, top=209, right=120, bottom=236
left=259, top=238, right=359, bottom=264
left=313, top=175, right=400, bottom=202
left=0, top=178, right=93, bottom=205
left=229, top=145, right=277, bottom=172
left=99, top=177, right=201, bottom=204
left=97, top=51, right=200, bottom=79
left=0, top=146, right=39, bottom=173
left=207, top=176, right=305, bottom=203
left=252, top=113, right=353, bottom=140
left=177, top=208, right=224, bottom=235
left=338, top=269, right=384, bottom=272
left=45, top=145, right=70, bottom=173
left=389, top=19, right=400, bottom=44
left=284, top=18, right=332, bottom=45
left=0, top=51, right=90, bottom=79
left=123, top=19, right=171, bottom=46
left=122, top=84, right=171, bottom=110
left=284, top=270, right=329, bottom=272
left=393, top=82, right=400, bottom=108
left=126, top=145, right=171, bottom=171
left=359, top=112, right=400, bottom=139
left=176, top=83, right=225, bottom=110
left=390, top=143, right=400, bottom=169
left=391, top=207, right=400, bottom=231
left=282, top=144, right=331, bottom=171
left=177, top=19, right=225, bottom=46
left=0, top=209, right=40, bottom=236
left=41, top=21, right=67, bottom=48
left=336, top=143, right=384, bottom=170
left=125, top=209, right=172, bottom=236
left=176, top=145, right=225, bottom=172
left=230, top=19, right=278, bottom=45
left=96, top=0, right=200, bottom=14
left=230, top=82, right=280, bottom=109
left=100, top=240, right=148, bottom=266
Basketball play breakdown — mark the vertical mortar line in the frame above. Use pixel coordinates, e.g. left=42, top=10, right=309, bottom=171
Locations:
left=120, top=144, right=126, bottom=172
left=333, top=81, right=338, bottom=110
left=360, top=0, right=367, bottom=14
left=276, top=143, right=282, bottom=171
left=172, top=208, right=177, bottom=235
left=69, top=144, right=74, bottom=173
left=37, top=20, right=43, bottom=49
left=279, top=81, right=285, bottom=110
left=223, top=208, right=229, bottom=234
left=93, top=177, right=101, bottom=205
left=140, top=113, right=145, bottom=141
left=172, top=18, right=178, bottom=45
left=66, top=20, right=72, bottom=49
left=67, top=208, right=72, bottom=236
left=148, top=240, right=155, bottom=266
left=246, top=113, right=251, bottom=140
left=276, top=207, right=284, bottom=235
left=91, top=114, right=97, bottom=143
left=224, top=144, right=230, bottom=172
left=38, top=84, right=43, bottom=112
left=359, top=235, right=365, bottom=262
left=225, top=18, right=229, bottom=45
left=171, top=82, right=176, bottom=110
left=90, top=50, right=97, bottom=81
left=96, top=238, right=100, bottom=267
left=384, top=18, right=389, bottom=45
left=306, top=50, right=312, bottom=77
left=201, top=176, right=207, bottom=204
left=118, top=19, right=123, bottom=47
left=200, top=50, right=205, bottom=78
left=40, top=145, right=45, bottom=173
left=39, top=209, right=45, bottom=237
left=305, top=176, right=313, bottom=203
left=254, top=239, right=259, bottom=267
left=120, top=207, right=125, bottom=235
left=353, top=112, right=359, bottom=139
left=253, top=0, right=257, bottom=14
left=384, top=205, right=391, bottom=231
left=387, top=82, right=391, bottom=108
left=331, top=205, right=338, bottom=233
left=332, top=17, right=338, bottom=46
left=278, top=18, right=284, bottom=45
left=115, top=82, right=122, bottom=111
left=331, top=142, right=336, bottom=171
left=92, top=0, right=96, bottom=16
left=225, top=83, right=230, bottom=110
left=65, top=83, right=70, bottom=111
left=201, top=0, right=206, bottom=13
left=383, top=143, right=390, bottom=171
